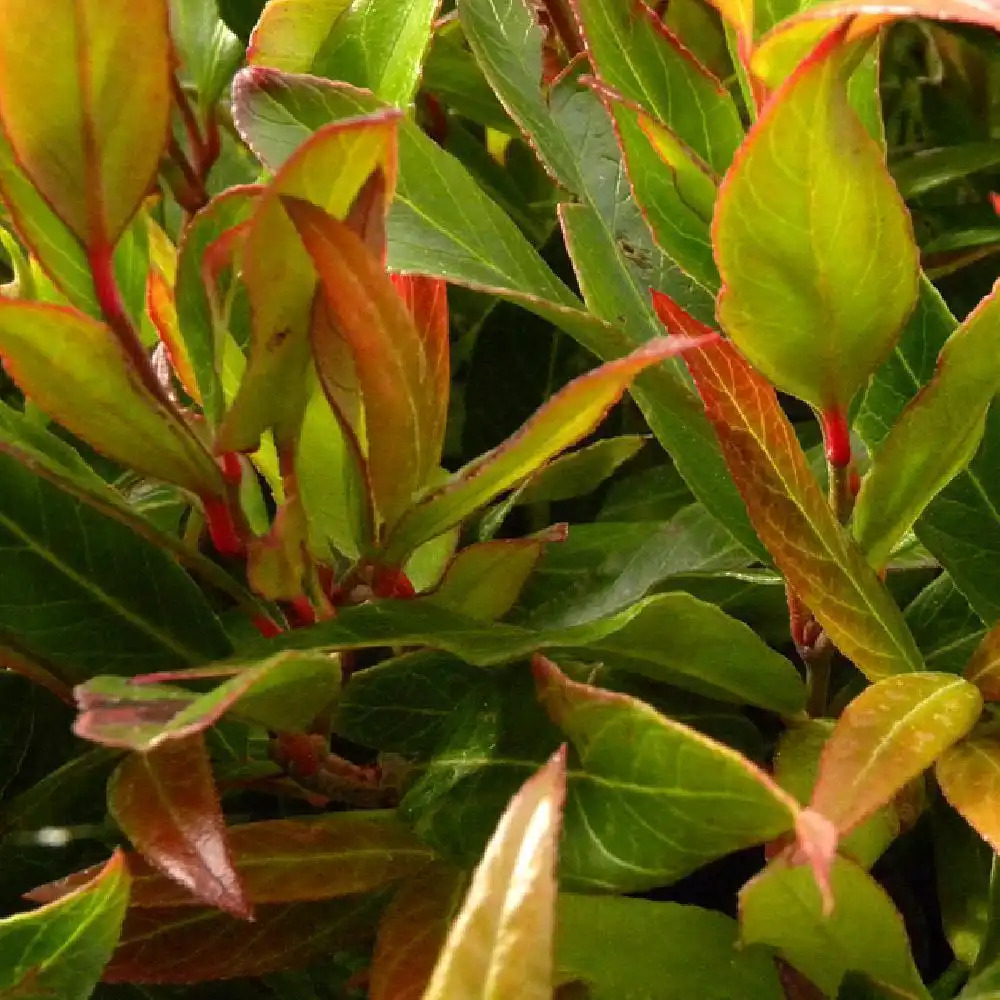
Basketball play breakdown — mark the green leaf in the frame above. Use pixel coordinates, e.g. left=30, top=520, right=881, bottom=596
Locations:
left=74, top=651, right=340, bottom=751
left=246, top=0, right=351, bottom=71
left=714, top=29, right=918, bottom=413
left=905, top=573, right=986, bottom=674
left=556, top=895, right=784, bottom=1000
left=853, top=280, right=1000, bottom=568
left=0, top=450, right=231, bottom=684
left=109, top=736, right=249, bottom=918
left=937, top=734, right=1000, bottom=854
left=0, top=303, right=225, bottom=497
left=740, top=855, right=931, bottom=999
left=423, top=748, right=566, bottom=1000
left=515, top=437, right=646, bottom=506
left=0, top=0, right=171, bottom=248
left=893, top=141, right=1000, bottom=198
left=533, top=656, right=798, bottom=889
left=382, top=336, right=711, bottom=562
left=170, top=0, right=243, bottom=110
left=810, top=673, right=982, bottom=835
left=0, top=852, right=129, bottom=999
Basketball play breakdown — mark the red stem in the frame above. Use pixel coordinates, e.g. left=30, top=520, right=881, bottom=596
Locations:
left=202, top=495, right=244, bottom=558
left=819, top=406, right=851, bottom=468
left=171, top=75, right=207, bottom=169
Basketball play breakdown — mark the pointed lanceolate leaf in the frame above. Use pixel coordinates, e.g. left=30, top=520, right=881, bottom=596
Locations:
left=422, top=747, right=567, bottom=1000
left=74, top=651, right=341, bottom=751
left=0, top=302, right=225, bottom=497
left=0, top=852, right=129, bottom=999
left=936, top=735, right=1000, bottom=854
left=853, top=280, right=1000, bottom=568
left=217, top=112, right=399, bottom=452
left=655, top=292, right=924, bottom=680
left=811, top=673, right=982, bottom=835
left=0, top=0, right=171, bottom=248
left=109, top=735, right=249, bottom=918
left=714, top=28, right=918, bottom=412
left=533, top=656, right=799, bottom=887
left=740, top=856, right=931, bottom=999
left=371, top=865, right=467, bottom=1000
left=381, top=335, right=712, bottom=562
left=283, top=198, right=447, bottom=531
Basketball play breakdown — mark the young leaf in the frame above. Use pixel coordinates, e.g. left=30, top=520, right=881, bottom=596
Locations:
left=0, top=0, right=171, bottom=249
left=370, top=865, right=467, bottom=1000
left=217, top=112, right=399, bottom=453
left=810, top=673, right=982, bottom=835
left=0, top=302, right=225, bottom=498
left=853, top=280, right=1000, bottom=568
left=422, top=747, right=567, bottom=1000
left=655, top=293, right=924, bottom=681
left=740, top=855, right=931, bottom=999
left=0, top=851, right=129, bottom=999
left=714, top=27, right=918, bottom=414
left=533, top=656, right=799, bottom=887
left=282, top=197, right=447, bottom=531
left=381, top=335, right=712, bottom=562
left=109, top=735, right=250, bottom=919
left=73, top=651, right=340, bottom=751
left=936, top=735, right=1000, bottom=854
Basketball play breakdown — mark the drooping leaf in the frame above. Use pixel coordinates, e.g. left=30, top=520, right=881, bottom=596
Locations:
left=853, top=280, right=1000, bottom=568
left=533, top=656, right=799, bottom=889
left=370, top=865, right=466, bottom=1000
left=556, top=895, right=784, bottom=1000
left=102, top=892, right=386, bottom=983
left=109, top=735, right=249, bottom=918
left=656, top=293, right=924, bottom=680
left=0, top=851, right=129, bottom=999
left=810, top=673, right=982, bottom=835
left=0, top=302, right=225, bottom=497
left=423, top=747, right=566, bottom=1000
left=937, top=735, right=1000, bottom=854
left=715, top=27, right=918, bottom=414
left=0, top=450, right=232, bottom=684
left=740, top=855, right=931, bottom=999
left=73, top=651, right=340, bottom=751
left=381, top=336, right=712, bottom=562
left=0, top=0, right=171, bottom=248
left=282, top=197, right=447, bottom=531
left=217, top=112, right=399, bottom=453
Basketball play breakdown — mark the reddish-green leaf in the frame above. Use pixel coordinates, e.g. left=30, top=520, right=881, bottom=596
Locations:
left=811, top=673, right=982, bottom=836
left=0, top=302, right=224, bottom=498
left=1, top=852, right=129, bottom=999
left=73, top=651, right=341, bottom=751
left=217, top=112, right=399, bottom=453
left=283, top=197, right=448, bottom=531
left=853, top=280, right=1000, bottom=568
left=32, top=812, right=434, bottom=909
left=655, top=293, right=924, bottom=681
left=249, top=0, right=353, bottom=71
left=370, top=865, right=466, bottom=1000
left=381, top=335, right=712, bottom=563
left=103, top=893, right=385, bottom=983
left=109, top=735, right=249, bottom=918
left=0, top=0, right=171, bottom=249
left=423, top=747, right=567, bottom=1000
left=965, top=625, right=1000, bottom=700
left=714, top=27, right=918, bottom=413
left=740, top=855, right=931, bottom=999
left=936, top=734, right=1000, bottom=853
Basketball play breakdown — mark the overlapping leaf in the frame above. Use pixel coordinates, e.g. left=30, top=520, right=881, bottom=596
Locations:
left=810, top=673, right=982, bottom=835
left=936, top=735, right=1000, bottom=854
left=422, top=748, right=566, bottom=1000
left=714, top=27, right=918, bottom=414
left=655, top=292, right=924, bottom=680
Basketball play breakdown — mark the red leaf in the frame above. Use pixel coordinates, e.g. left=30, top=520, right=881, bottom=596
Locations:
left=109, top=735, right=250, bottom=919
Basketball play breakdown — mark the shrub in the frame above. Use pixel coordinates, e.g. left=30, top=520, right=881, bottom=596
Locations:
left=0, top=0, right=998, bottom=997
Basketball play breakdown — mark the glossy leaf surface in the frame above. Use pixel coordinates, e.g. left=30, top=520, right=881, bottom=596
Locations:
left=423, top=748, right=566, bottom=1000
left=937, top=735, right=1000, bottom=853
left=109, top=736, right=248, bottom=918
left=714, top=29, right=918, bottom=411
left=0, top=0, right=171, bottom=247
left=0, top=852, right=129, bottom=999
left=657, top=293, right=924, bottom=680
left=811, top=673, right=981, bottom=835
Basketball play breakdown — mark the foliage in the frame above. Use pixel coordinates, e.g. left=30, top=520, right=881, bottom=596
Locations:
left=0, top=0, right=998, bottom=997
